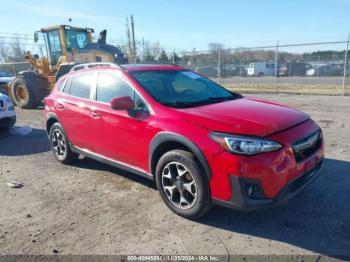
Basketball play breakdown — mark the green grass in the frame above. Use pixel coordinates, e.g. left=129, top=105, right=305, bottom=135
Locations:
left=223, top=83, right=350, bottom=95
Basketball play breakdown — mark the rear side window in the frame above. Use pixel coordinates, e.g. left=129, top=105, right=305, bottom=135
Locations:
left=56, top=79, right=65, bottom=91
left=62, top=78, right=72, bottom=94
left=69, top=73, right=94, bottom=99
left=96, top=72, right=133, bottom=103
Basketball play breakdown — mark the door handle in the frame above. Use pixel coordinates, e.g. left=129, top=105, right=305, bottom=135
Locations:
left=55, top=103, right=64, bottom=110
left=90, top=111, right=100, bottom=119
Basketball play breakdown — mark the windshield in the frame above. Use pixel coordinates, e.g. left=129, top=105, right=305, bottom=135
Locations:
left=46, top=30, right=62, bottom=65
left=65, top=29, right=89, bottom=52
left=129, top=70, right=241, bottom=108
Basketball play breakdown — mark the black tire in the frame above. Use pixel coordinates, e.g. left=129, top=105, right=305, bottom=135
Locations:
left=155, top=150, right=212, bottom=219
left=49, top=122, right=79, bottom=164
left=11, top=78, right=36, bottom=109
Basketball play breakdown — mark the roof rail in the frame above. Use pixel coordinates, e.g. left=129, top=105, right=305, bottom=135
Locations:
left=69, top=62, right=121, bottom=73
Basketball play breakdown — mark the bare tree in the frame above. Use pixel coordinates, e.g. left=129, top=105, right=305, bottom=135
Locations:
left=0, top=34, right=26, bottom=63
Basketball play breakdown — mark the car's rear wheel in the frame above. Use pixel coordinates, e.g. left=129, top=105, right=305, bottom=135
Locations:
left=155, top=150, right=212, bottom=219
left=49, top=122, right=78, bottom=164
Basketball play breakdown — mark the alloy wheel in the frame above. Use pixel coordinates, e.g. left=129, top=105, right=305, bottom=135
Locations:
left=161, top=162, right=198, bottom=209
left=51, top=129, right=66, bottom=158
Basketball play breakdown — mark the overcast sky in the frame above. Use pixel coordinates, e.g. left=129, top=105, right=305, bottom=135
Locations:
left=1, top=0, right=349, bottom=52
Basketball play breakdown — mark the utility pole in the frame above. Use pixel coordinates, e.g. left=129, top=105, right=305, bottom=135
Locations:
left=126, top=17, right=132, bottom=62
left=342, top=32, right=350, bottom=95
left=131, top=15, right=137, bottom=63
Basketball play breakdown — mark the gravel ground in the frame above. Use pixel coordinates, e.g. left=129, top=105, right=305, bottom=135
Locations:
left=0, top=94, right=349, bottom=258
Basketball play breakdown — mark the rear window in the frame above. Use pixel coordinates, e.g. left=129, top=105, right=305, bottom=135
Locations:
left=69, top=73, right=94, bottom=99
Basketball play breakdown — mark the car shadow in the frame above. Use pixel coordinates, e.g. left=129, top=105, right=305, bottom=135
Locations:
left=70, top=157, right=156, bottom=189
left=196, top=158, right=350, bottom=258
left=0, top=127, right=51, bottom=156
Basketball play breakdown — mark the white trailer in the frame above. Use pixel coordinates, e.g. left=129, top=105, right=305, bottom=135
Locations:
left=247, top=62, right=276, bottom=76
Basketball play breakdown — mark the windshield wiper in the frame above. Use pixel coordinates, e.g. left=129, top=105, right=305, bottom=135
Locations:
left=161, top=101, right=202, bottom=108
left=162, top=95, right=241, bottom=108
left=207, top=96, right=236, bottom=102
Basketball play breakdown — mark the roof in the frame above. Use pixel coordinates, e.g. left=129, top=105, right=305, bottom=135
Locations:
left=40, top=25, right=94, bottom=33
left=121, top=64, right=185, bottom=72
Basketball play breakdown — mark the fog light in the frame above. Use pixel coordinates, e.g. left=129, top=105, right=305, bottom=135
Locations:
left=246, top=185, right=254, bottom=197
left=244, top=183, right=265, bottom=199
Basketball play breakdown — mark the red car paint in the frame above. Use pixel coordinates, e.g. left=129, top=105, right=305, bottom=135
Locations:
left=44, top=64, right=324, bottom=210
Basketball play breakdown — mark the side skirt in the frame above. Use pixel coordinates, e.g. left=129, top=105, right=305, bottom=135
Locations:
left=70, top=145, right=154, bottom=181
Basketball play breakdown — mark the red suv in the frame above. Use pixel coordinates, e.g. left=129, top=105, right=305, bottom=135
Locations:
left=44, top=63, right=324, bottom=219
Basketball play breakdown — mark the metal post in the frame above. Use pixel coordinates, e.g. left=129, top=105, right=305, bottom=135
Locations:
left=11, top=63, right=16, bottom=76
left=274, top=40, right=279, bottom=93
left=217, top=48, right=221, bottom=83
left=172, top=48, right=175, bottom=64
left=239, top=59, right=242, bottom=76
left=142, top=37, right=145, bottom=62
left=342, top=33, right=350, bottom=95
left=289, top=55, right=292, bottom=77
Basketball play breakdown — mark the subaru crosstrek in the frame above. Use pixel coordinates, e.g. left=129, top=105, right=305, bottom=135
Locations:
left=44, top=63, right=324, bottom=219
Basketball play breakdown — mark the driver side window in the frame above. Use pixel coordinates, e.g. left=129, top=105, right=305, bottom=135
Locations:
left=96, top=72, right=133, bottom=103
left=96, top=72, right=149, bottom=113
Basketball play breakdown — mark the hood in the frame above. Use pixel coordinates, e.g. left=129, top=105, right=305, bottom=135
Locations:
left=177, top=97, right=309, bottom=137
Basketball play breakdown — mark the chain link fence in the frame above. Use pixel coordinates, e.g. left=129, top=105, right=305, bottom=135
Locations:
left=140, top=39, right=350, bottom=96
left=0, top=31, right=349, bottom=96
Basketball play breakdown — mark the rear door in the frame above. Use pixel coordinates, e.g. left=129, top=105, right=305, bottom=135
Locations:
left=54, top=72, right=97, bottom=150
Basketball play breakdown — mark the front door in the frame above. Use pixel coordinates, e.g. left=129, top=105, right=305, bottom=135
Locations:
left=89, top=71, right=157, bottom=171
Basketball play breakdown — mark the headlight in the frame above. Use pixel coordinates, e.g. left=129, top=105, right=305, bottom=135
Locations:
left=209, top=132, right=282, bottom=155
left=8, top=105, right=14, bottom=111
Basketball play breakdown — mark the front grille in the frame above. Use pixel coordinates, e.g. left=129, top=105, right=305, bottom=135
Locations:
left=288, top=158, right=323, bottom=193
left=292, top=130, right=322, bottom=163
left=0, top=100, right=3, bottom=108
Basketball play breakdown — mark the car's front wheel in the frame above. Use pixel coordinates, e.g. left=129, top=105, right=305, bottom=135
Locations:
left=155, top=150, right=212, bottom=219
left=49, top=122, right=79, bottom=164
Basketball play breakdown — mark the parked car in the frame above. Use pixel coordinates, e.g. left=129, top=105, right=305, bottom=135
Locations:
left=247, top=62, right=275, bottom=76
left=44, top=63, right=324, bottom=219
left=278, top=63, right=313, bottom=76
left=306, top=64, right=343, bottom=76
left=0, top=71, right=15, bottom=95
left=195, top=66, right=219, bottom=78
left=222, top=65, right=247, bottom=77
left=0, top=92, right=16, bottom=130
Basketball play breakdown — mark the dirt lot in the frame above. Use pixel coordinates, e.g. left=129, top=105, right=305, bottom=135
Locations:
left=0, top=94, right=349, bottom=258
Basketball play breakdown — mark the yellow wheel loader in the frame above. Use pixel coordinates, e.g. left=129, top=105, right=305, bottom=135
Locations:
left=8, top=25, right=128, bottom=109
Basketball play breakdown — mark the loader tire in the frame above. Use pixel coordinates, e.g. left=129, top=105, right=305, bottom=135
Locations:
left=11, top=72, right=48, bottom=109
left=11, top=78, right=36, bottom=109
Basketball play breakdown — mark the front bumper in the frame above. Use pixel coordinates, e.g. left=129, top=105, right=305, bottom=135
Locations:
left=213, top=158, right=324, bottom=211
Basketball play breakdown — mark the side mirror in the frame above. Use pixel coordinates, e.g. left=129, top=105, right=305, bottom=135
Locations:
left=34, top=32, right=39, bottom=43
left=110, top=96, right=134, bottom=110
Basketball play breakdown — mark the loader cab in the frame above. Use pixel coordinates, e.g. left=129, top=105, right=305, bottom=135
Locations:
left=36, top=25, right=94, bottom=66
